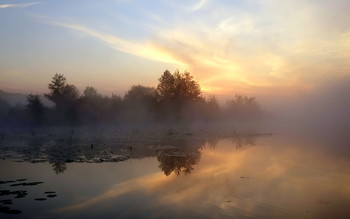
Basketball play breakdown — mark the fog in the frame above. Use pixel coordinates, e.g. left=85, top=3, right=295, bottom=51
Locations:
left=1, top=71, right=349, bottom=218
left=257, top=76, right=350, bottom=155
left=1, top=72, right=349, bottom=149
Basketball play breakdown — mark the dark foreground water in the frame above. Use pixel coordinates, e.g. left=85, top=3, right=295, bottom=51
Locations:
left=0, top=132, right=349, bottom=219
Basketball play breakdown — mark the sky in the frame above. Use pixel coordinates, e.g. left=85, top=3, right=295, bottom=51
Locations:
left=0, top=0, right=349, bottom=101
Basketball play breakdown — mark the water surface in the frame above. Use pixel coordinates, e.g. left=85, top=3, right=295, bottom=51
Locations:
left=1, top=133, right=349, bottom=218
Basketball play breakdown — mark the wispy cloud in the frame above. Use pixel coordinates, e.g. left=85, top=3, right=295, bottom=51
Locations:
left=27, top=0, right=350, bottom=96
left=0, top=2, right=39, bottom=9
left=190, top=0, right=209, bottom=11
left=36, top=17, right=186, bottom=67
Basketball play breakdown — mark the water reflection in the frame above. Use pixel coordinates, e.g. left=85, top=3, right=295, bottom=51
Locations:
left=51, top=161, right=67, bottom=174
left=0, top=129, right=260, bottom=175
left=232, top=133, right=257, bottom=150
left=158, top=148, right=201, bottom=176
left=47, top=137, right=350, bottom=218
left=1, top=133, right=350, bottom=218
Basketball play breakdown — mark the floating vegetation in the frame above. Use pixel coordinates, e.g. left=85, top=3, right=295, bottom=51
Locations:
left=0, top=190, right=28, bottom=197
left=0, top=179, right=58, bottom=215
left=10, top=182, right=44, bottom=187
left=0, top=205, right=21, bottom=214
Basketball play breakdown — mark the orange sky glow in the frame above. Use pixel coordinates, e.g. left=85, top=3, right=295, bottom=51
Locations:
left=0, top=0, right=349, bottom=102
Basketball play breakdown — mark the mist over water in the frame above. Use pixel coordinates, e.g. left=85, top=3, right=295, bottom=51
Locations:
left=1, top=0, right=350, bottom=217
left=1, top=74, right=349, bottom=217
left=259, top=76, right=350, bottom=151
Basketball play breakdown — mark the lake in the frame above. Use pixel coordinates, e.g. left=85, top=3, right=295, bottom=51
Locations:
left=1, top=129, right=349, bottom=218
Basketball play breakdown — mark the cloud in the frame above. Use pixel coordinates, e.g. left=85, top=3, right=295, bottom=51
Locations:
left=54, top=172, right=168, bottom=213
left=30, top=0, right=350, bottom=97
left=38, top=18, right=186, bottom=67
left=190, top=0, right=209, bottom=11
left=144, top=0, right=350, bottom=96
left=0, top=2, right=39, bottom=9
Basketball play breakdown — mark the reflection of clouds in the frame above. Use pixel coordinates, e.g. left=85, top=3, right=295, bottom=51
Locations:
left=55, top=172, right=168, bottom=212
left=55, top=138, right=350, bottom=218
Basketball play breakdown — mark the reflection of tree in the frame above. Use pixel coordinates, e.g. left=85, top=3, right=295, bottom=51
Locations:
left=207, top=138, right=219, bottom=149
left=46, top=137, right=82, bottom=174
left=51, top=161, right=67, bottom=174
left=232, top=135, right=256, bottom=150
left=155, top=138, right=207, bottom=176
left=157, top=149, right=201, bottom=176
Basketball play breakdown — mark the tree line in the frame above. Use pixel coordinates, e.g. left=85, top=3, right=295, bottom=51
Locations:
left=0, top=70, right=262, bottom=127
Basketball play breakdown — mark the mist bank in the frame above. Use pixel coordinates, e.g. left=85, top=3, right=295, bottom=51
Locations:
left=262, top=75, right=350, bottom=149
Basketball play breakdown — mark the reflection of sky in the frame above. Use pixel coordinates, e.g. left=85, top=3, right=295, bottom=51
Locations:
left=1, top=0, right=350, bottom=99
left=0, top=158, right=161, bottom=218
left=39, top=137, right=350, bottom=218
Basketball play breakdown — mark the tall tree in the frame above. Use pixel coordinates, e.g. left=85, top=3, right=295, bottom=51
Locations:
left=156, top=70, right=203, bottom=121
left=124, top=85, right=156, bottom=103
left=45, top=73, right=67, bottom=107
left=123, top=85, right=157, bottom=123
left=45, top=73, right=79, bottom=108
left=62, top=84, right=79, bottom=104
left=157, top=70, right=202, bottom=104
left=225, top=94, right=262, bottom=119
left=82, top=86, right=101, bottom=99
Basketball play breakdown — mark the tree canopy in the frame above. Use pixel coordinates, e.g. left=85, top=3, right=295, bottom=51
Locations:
left=157, top=70, right=202, bottom=104
left=45, top=73, right=79, bottom=108
left=0, top=71, right=263, bottom=127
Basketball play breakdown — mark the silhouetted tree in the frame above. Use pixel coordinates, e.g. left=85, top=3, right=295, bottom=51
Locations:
left=83, top=86, right=101, bottom=99
left=156, top=70, right=203, bottom=121
left=45, top=73, right=79, bottom=108
left=202, top=95, right=220, bottom=121
left=225, top=94, right=262, bottom=120
left=157, top=70, right=202, bottom=104
left=107, top=94, right=123, bottom=122
left=45, top=73, right=67, bottom=108
left=45, top=73, right=80, bottom=124
left=2, top=70, right=264, bottom=126
left=122, top=85, right=157, bottom=124
left=124, top=85, right=156, bottom=103
left=26, top=94, right=44, bottom=125
left=62, top=84, right=79, bottom=104
left=78, top=86, right=123, bottom=125
left=79, top=86, right=103, bottom=124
